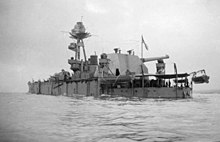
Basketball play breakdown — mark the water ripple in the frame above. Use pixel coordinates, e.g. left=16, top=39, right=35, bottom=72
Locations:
left=1, top=93, right=220, bottom=142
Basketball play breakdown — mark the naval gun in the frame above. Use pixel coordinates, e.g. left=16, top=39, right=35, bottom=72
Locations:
left=141, top=55, right=169, bottom=63
left=141, top=55, right=169, bottom=75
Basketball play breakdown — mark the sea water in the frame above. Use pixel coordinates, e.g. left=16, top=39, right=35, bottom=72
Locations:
left=0, top=92, right=220, bottom=142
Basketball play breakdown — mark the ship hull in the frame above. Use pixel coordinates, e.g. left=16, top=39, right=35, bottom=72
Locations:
left=28, top=79, right=192, bottom=99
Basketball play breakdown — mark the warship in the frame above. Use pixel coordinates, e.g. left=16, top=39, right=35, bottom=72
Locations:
left=28, top=21, right=209, bottom=98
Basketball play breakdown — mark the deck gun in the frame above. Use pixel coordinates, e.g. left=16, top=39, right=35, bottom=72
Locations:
left=141, top=55, right=169, bottom=75
left=140, top=55, right=169, bottom=63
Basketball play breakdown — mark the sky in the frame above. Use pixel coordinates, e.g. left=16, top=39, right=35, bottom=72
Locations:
left=0, top=0, right=220, bottom=92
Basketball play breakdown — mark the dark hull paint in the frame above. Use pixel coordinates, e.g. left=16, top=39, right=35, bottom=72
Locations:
left=28, top=79, right=192, bottom=99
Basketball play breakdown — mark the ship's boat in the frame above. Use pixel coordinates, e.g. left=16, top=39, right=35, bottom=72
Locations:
left=192, top=70, right=210, bottom=84
left=27, top=21, right=209, bottom=99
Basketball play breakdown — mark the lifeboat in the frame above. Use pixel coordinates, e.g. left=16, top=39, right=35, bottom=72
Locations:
left=192, top=70, right=209, bottom=84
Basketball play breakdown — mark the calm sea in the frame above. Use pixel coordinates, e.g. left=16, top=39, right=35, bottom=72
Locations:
left=0, top=92, right=220, bottom=142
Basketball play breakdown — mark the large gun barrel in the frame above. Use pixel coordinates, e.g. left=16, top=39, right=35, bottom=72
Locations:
left=141, top=55, right=169, bottom=62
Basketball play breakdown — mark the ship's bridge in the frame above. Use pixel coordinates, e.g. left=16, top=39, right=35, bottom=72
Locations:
left=107, top=53, right=148, bottom=76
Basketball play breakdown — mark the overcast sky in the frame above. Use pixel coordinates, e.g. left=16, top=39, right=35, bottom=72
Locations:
left=0, top=0, right=219, bottom=92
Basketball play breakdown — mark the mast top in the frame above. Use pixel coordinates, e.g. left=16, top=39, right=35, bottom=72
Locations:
left=69, top=22, right=91, bottom=40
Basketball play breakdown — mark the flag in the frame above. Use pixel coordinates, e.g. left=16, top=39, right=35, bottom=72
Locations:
left=141, top=35, right=148, bottom=50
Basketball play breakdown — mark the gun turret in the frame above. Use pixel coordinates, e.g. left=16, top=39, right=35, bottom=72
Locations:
left=141, top=55, right=169, bottom=63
